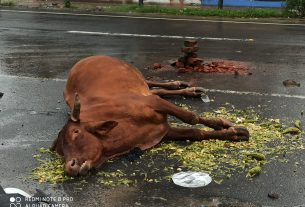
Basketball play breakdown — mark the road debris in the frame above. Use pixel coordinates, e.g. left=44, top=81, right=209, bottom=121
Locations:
left=97, top=170, right=133, bottom=186
left=282, top=127, right=301, bottom=135
left=172, top=171, right=212, bottom=188
left=283, top=80, right=300, bottom=87
left=31, top=148, right=72, bottom=184
left=201, top=94, right=211, bottom=103
left=31, top=106, right=305, bottom=186
left=167, top=40, right=250, bottom=75
left=153, top=63, right=162, bottom=70
left=246, top=165, right=262, bottom=178
left=268, top=192, right=279, bottom=199
left=294, top=119, right=301, bottom=130
left=245, top=152, right=266, bottom=161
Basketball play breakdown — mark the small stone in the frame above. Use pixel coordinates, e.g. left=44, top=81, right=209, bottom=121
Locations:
left=181, top=47, right=199, bottom=54
left=268, top=192, right=279, bottom=199
left=168, top=59, right=177, bottom=66
left=186, top=57, right=203, bottom=66
left=283, top=80, right=300, bottom=87
left=153, top=63, right=162, bottom=70
left=175, top=61, right=185, bottom=68
left=184, top=39, right=198, bottom=47
left=188, top=52, right=198, bottom=58
left=177, top=68, right=188, bottom=73
left=178, top=56, right=186, bottom=64
left=234, top=71, right=239, bottom=77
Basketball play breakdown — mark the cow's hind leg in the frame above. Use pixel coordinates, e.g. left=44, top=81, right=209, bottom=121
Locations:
left=147, top=80, right=205, bottom=98
left=164, top=127, right=249, bottom=141
left=146, top=80, right=191, bottom=90
left=151, top=87, right=205, bottom=98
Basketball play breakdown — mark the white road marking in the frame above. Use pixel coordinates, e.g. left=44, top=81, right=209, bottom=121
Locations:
left=0, top=25, right=253, bottom=42
left=0, top=74, right=305, bottom=99
left=204, top=88, right=305, bottom=99
left=1, top=9, right=305, bottom=27
left=0, top=74, right=66, bottom=82
left=67, top=30, right=253, bottom=41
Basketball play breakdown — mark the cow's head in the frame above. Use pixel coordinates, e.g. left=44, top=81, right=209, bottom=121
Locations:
left=52, top=94, right=118, bottom=176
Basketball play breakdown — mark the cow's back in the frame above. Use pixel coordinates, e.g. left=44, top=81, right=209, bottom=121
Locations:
left=64, top=56, right=150, bottom=109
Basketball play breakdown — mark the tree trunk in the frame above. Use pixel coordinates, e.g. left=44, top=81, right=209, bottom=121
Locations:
left=139, top=0, right=144, bottom=6
left=179, top=0, right=184, bottom=8
left=218, top=0, right=223, bottom=9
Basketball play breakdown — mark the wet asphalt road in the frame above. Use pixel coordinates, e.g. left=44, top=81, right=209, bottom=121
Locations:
left=0, top=9, right=305, bottom=207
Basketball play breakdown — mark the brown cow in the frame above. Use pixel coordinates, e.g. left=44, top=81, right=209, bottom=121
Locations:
left=52, top=56, right=249, bottom=176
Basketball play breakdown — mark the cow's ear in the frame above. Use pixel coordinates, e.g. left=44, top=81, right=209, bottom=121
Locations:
left=87, top=121, right=118, bottom=136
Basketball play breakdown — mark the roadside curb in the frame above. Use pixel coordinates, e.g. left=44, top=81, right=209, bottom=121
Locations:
left=1, top=5, right=305, bottom=25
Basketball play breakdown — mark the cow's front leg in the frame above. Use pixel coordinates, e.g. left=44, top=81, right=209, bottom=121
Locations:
left=164, top=127, right=249, bottom=141
left=148, top=95, right=238, bottom=130
left=146, top=80, right=191, bottom=90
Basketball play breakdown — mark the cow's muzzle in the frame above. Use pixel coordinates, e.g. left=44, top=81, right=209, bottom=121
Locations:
left=65, top=159, right=92, bottom=176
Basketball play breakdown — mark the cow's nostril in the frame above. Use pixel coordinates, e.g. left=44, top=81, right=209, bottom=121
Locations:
left=65, top=159, right=80, bottom=176
left=71, top=159, right=76, bottom=167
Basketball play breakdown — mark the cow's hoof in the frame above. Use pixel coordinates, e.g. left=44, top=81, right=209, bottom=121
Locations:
left=184, top=87, right=205, bottom=97
left=230, top=126, right=250, bottom=141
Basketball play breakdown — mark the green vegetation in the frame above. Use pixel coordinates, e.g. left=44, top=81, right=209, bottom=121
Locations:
left=286, top=0, right=305, bottom=17
left=64, top=0, right=71, bottom=8
left=150, top=106, right=305, bottom=183
left=31, top=106, right=305, bottom=186
left=97, top=170, right=134, bottom=186
left=32, top=148, right=73, bottom=184
left=0, top=1, right=15, bottom=6
left=2, top=1, right=303, bottom=18
left=102, top=5, right=285, bottom=18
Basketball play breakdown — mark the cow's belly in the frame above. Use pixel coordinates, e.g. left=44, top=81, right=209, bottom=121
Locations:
left=102, top=121, right=169, bottom=158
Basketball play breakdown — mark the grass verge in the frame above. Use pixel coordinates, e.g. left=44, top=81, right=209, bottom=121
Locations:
left=101, top=4, right=286, bottom=18
left=0, top=1, right=15, bottom=6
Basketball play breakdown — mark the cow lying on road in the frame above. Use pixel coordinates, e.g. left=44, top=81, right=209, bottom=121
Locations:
left=51, top=56, right=249, bottom=176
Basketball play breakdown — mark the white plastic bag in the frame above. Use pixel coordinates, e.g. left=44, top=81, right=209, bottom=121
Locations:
left=172, top=171, right=212, bottom=188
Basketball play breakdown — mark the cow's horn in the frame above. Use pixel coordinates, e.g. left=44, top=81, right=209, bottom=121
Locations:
left=71, top=93, right=81, bottom=122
